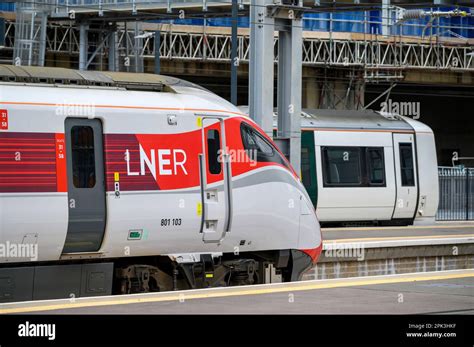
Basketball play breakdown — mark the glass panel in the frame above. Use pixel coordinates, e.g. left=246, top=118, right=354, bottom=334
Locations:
left=399, top=143, right=415, bottom=186
left=71, top=126, right=96, bottom=188
left=367, top=147, right=385, bottom=185
left=240, top=123, right=290, bottom=169
left=323, top=147, right=361, bottom=186
left=207, top=129, right=222, bottom=175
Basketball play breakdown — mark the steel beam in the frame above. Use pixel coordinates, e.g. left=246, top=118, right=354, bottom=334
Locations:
left=382, top=0, right=390, bottom=36
left=79, top=22, right=88, bottom=71
left=231, top=0, right=238, bottom=105
left=277, top=17, right=302, bottom=171
left=108, top=30, right=119, bottom=71
left=154, top=30, right=161, bottom=74
left=249, top=0, right=275, bottom=137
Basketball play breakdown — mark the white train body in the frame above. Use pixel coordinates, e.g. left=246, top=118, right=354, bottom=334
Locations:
left=0, top=66, right=321, bottom=301
left=300, top=109, right=439, bottom=226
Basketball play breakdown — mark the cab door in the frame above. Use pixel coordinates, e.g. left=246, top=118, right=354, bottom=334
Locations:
left=63, top=118, right=106, bottom=253
left=198, top=116, right=233, bottom=243
left=392, top=133, right=418, bottom=220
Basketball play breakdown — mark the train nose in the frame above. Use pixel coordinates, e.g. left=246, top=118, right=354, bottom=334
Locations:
left=299, top=193, right=323, bottom=264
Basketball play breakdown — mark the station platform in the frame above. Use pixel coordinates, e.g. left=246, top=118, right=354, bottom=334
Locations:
left=306, top=222, right=474, bottom=280
left=1, top=270, right=473, bottom=315
left=321, top=222, right=474, bottom=243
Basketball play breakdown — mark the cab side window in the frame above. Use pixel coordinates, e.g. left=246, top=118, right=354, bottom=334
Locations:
left=240, top=122, right=289, bottom=169
left=399, top=143, right=415, bottom=186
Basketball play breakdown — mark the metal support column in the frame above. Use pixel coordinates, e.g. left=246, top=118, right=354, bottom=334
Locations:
left=231, top=0, right=238, bottom=105
left=154, top=30, right=161, bottom=75
left=250, top=0, right=303, bottom=170
left=38, top=14, right=47, bottom=66
left=382, top=0, right=391, bottom=36
left=134, top=21, right=144, bottom=73
left=277, top=17, right=303, bottom=172
left=249, top=0, right=275, bottom=137
left=79, top=22, right=89, bottom=71
left=0, top=18, right=5, bottom=48
left=108, top=30, right=118, bottom=72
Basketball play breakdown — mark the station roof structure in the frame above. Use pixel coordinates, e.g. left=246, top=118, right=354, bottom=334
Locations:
left=10, top=0, right=471, bottom=21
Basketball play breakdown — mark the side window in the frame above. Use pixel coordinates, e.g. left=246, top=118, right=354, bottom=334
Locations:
left=322, top=147, right=361, bottom=186
left=367, top=147, right=385, bottom=186
left=71, top=126, right=96, bottom=188
left=240, top=123, right=289, bottom=168
left=399, top=143, right=415, bottom=186
left=207, top=129, right=222, bottom=175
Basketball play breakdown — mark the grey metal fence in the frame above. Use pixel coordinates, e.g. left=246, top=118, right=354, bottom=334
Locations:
left=436, top=167, right=474, bottom=221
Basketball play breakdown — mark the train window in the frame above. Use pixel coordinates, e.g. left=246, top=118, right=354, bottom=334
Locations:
left=399, top=143, right=415, bottom=186
left=322, top=147, right=361, bottom=187
left=367, top=147, right=386, bottom=186
left=71, top=126, right=96, bottom=188
left=240, top=123, right=290, bottom=169
left=241, top=124, right=273, bottom=157
left=207, top=129, right=222, bottom=175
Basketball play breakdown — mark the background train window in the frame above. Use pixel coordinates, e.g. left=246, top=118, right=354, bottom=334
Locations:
left=71, top=126, right=96, bottom=188
left=207, top=129, right=222, bottom=175
left=367, top=147, right=386, bottom=186
left=240, top=123, right=290, bottom=169
left=322, top=147, right=361, bottom=186
left=399, top=143, right=415, bottom=186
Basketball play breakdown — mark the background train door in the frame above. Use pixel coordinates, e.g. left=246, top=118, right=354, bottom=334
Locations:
left=198, top=116, right=233, bottom=243
left=392, top=133, right=418, bottom=220
left=63, top=118, right=107, bottom=253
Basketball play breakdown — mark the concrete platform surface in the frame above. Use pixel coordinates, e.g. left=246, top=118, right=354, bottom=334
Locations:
left=1, top=269, right=473, bottom=315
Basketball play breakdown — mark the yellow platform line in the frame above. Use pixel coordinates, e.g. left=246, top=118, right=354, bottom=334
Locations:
left=326, top=234, right=474, bottom=243
left=1, top=270, right=473, bottom=314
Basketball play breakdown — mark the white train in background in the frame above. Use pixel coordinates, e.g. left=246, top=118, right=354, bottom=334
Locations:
left=239, top=107, right=440, bottom=226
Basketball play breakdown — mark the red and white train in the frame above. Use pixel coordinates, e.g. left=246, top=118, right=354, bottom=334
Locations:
left=0, top=66, right=322, bottom=302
